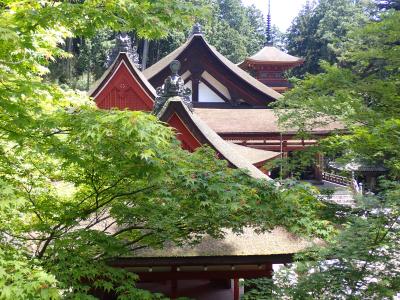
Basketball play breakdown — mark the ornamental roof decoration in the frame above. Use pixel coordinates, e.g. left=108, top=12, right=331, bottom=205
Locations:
left=240, top=0, right=303, bottom=68
left=105, top=32, right=140, bottom=69
left=191, top=22, right=204, bottom=36
left=153, top=60, right=192, bottom=114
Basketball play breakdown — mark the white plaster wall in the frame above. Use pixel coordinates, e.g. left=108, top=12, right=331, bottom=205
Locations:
left=198, top=82, right=225, bottom=103
left=201, top=71, right=231, bottom=100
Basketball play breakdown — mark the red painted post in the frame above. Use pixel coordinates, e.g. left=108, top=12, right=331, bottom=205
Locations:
left=171, top=279, right=178, bottom=299
left=233, top=278, right=239, bottom=300
left=170, top=267, right=178, bottom=299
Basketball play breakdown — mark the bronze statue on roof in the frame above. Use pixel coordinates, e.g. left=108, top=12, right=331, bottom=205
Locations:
left=153, top=60, right=192, bottom=114
left=191, top=22, right=204, bottom=36
left=105, top=32, right=140, bottom=69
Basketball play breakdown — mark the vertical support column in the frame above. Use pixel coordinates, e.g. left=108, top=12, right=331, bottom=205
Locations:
left=191, top=68, right=202, bottom=104
left=192, top=76, right=200, bottom=103
left=233, top=278, right=240, bottom=300
left=266, top=262, right=273, bottom=278
left=314, top=152, right=324, bottom=182
left=170, top=267, right=178, bottom=299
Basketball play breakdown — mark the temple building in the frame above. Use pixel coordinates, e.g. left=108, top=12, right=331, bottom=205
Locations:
left=239, top=0, right=303, bottom=93
left=142, top=24, right=282, bottom=108
left=88, top=17, right=344, bottom=299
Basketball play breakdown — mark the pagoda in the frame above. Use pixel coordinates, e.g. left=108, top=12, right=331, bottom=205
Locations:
left=239, top=0, right=303, bottom=93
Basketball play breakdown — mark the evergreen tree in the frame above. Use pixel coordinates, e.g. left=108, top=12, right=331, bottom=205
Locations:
left=285, top=0, right=372, bottom=76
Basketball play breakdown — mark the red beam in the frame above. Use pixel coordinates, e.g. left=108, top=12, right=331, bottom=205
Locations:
left=137, top=270, right=272, bottom=281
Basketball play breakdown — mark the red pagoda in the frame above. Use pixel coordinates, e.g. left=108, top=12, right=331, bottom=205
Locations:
left=239, top=0, right=304, bottom=93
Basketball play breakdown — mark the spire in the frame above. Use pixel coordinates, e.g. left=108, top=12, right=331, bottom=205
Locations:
left=265, top=0, right=273, bottom=46
left=105, top=32, right=140, bottom=69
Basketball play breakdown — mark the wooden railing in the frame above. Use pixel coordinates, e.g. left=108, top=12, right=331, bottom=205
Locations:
left=322, top=172, right=351, bottom=186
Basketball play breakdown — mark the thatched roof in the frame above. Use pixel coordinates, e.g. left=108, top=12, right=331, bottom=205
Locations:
left=227, top=142, right=280, bottom=165
left=135, top=227, right=313, bottom=257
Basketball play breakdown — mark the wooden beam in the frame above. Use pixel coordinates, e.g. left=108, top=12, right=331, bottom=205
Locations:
left=109, top=254, right=293, bottom=267
left=136, top=269, right=272, bottom=281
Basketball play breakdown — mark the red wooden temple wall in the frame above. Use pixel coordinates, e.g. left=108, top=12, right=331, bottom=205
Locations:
left=95, top=63, right=153, bottom=111
left=167, top=113, right=202, bottom=152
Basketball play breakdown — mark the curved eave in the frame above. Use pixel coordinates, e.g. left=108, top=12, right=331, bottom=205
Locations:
left=143, top=34, right=282, bottom=101
left=157, top=97, right=271, bottom=180
left=241, top=58, right=304, bottom=66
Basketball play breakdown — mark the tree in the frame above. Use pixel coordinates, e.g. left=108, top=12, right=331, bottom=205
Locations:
left=143, top=0, right=268, bottom=66
left=376, top=0, right=400, bottom=9
left=0, top=1, right=331, bottom=298
left=45, top=0, right=268, bottom=89
left=249, top=9, right=400, bottom=299
left=285, top=0, right=372, bottom=76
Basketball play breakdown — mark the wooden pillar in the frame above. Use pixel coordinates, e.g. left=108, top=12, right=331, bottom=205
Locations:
left=233, top=278, right=240, bottom=300
left=266, top=262, right=273, bottom=278
left=170, top=267, right=178, bottom=299
left=314, top=152, right=324, bottom=182
left=192, top=76, right=200, bottom=103
left=191, top=67, right=202, bottom=103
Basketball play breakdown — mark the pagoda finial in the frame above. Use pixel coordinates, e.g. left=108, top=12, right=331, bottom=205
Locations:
left=191, top=22, right=204, bottom=36
left=153, top=60, right=192, bottom=114
left=105, top=32, right=140, bottom=69
left=265, top=0, right=273, bottom=46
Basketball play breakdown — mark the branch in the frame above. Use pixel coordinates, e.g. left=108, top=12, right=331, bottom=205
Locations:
left=83, top=185, right=156, bottom=216
left=123, top=232, right=153, bottom=248
left=37, top=224, right=62, bottom=259
left=112, top=225, right=146, bottom=237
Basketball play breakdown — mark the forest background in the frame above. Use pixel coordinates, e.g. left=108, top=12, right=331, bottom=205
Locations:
left=51, top=0, right=376, bottom=90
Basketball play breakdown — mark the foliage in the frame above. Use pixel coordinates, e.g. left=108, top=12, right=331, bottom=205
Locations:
left=0, top=247, right=59, bottom=300
left=285, top=0, right=373, bottom=76
left=245, top=9, right=400, bottom=300
left=47, top=0, right=270, bottom=89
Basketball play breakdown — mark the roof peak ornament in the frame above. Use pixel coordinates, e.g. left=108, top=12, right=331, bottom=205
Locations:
left=191, top=22, right=204, bottom=36
left=265, top=0, right=273, bottom=46
left=153, top=60, right=192, bottom=114
left=105, top=32, right=140, bottom=69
